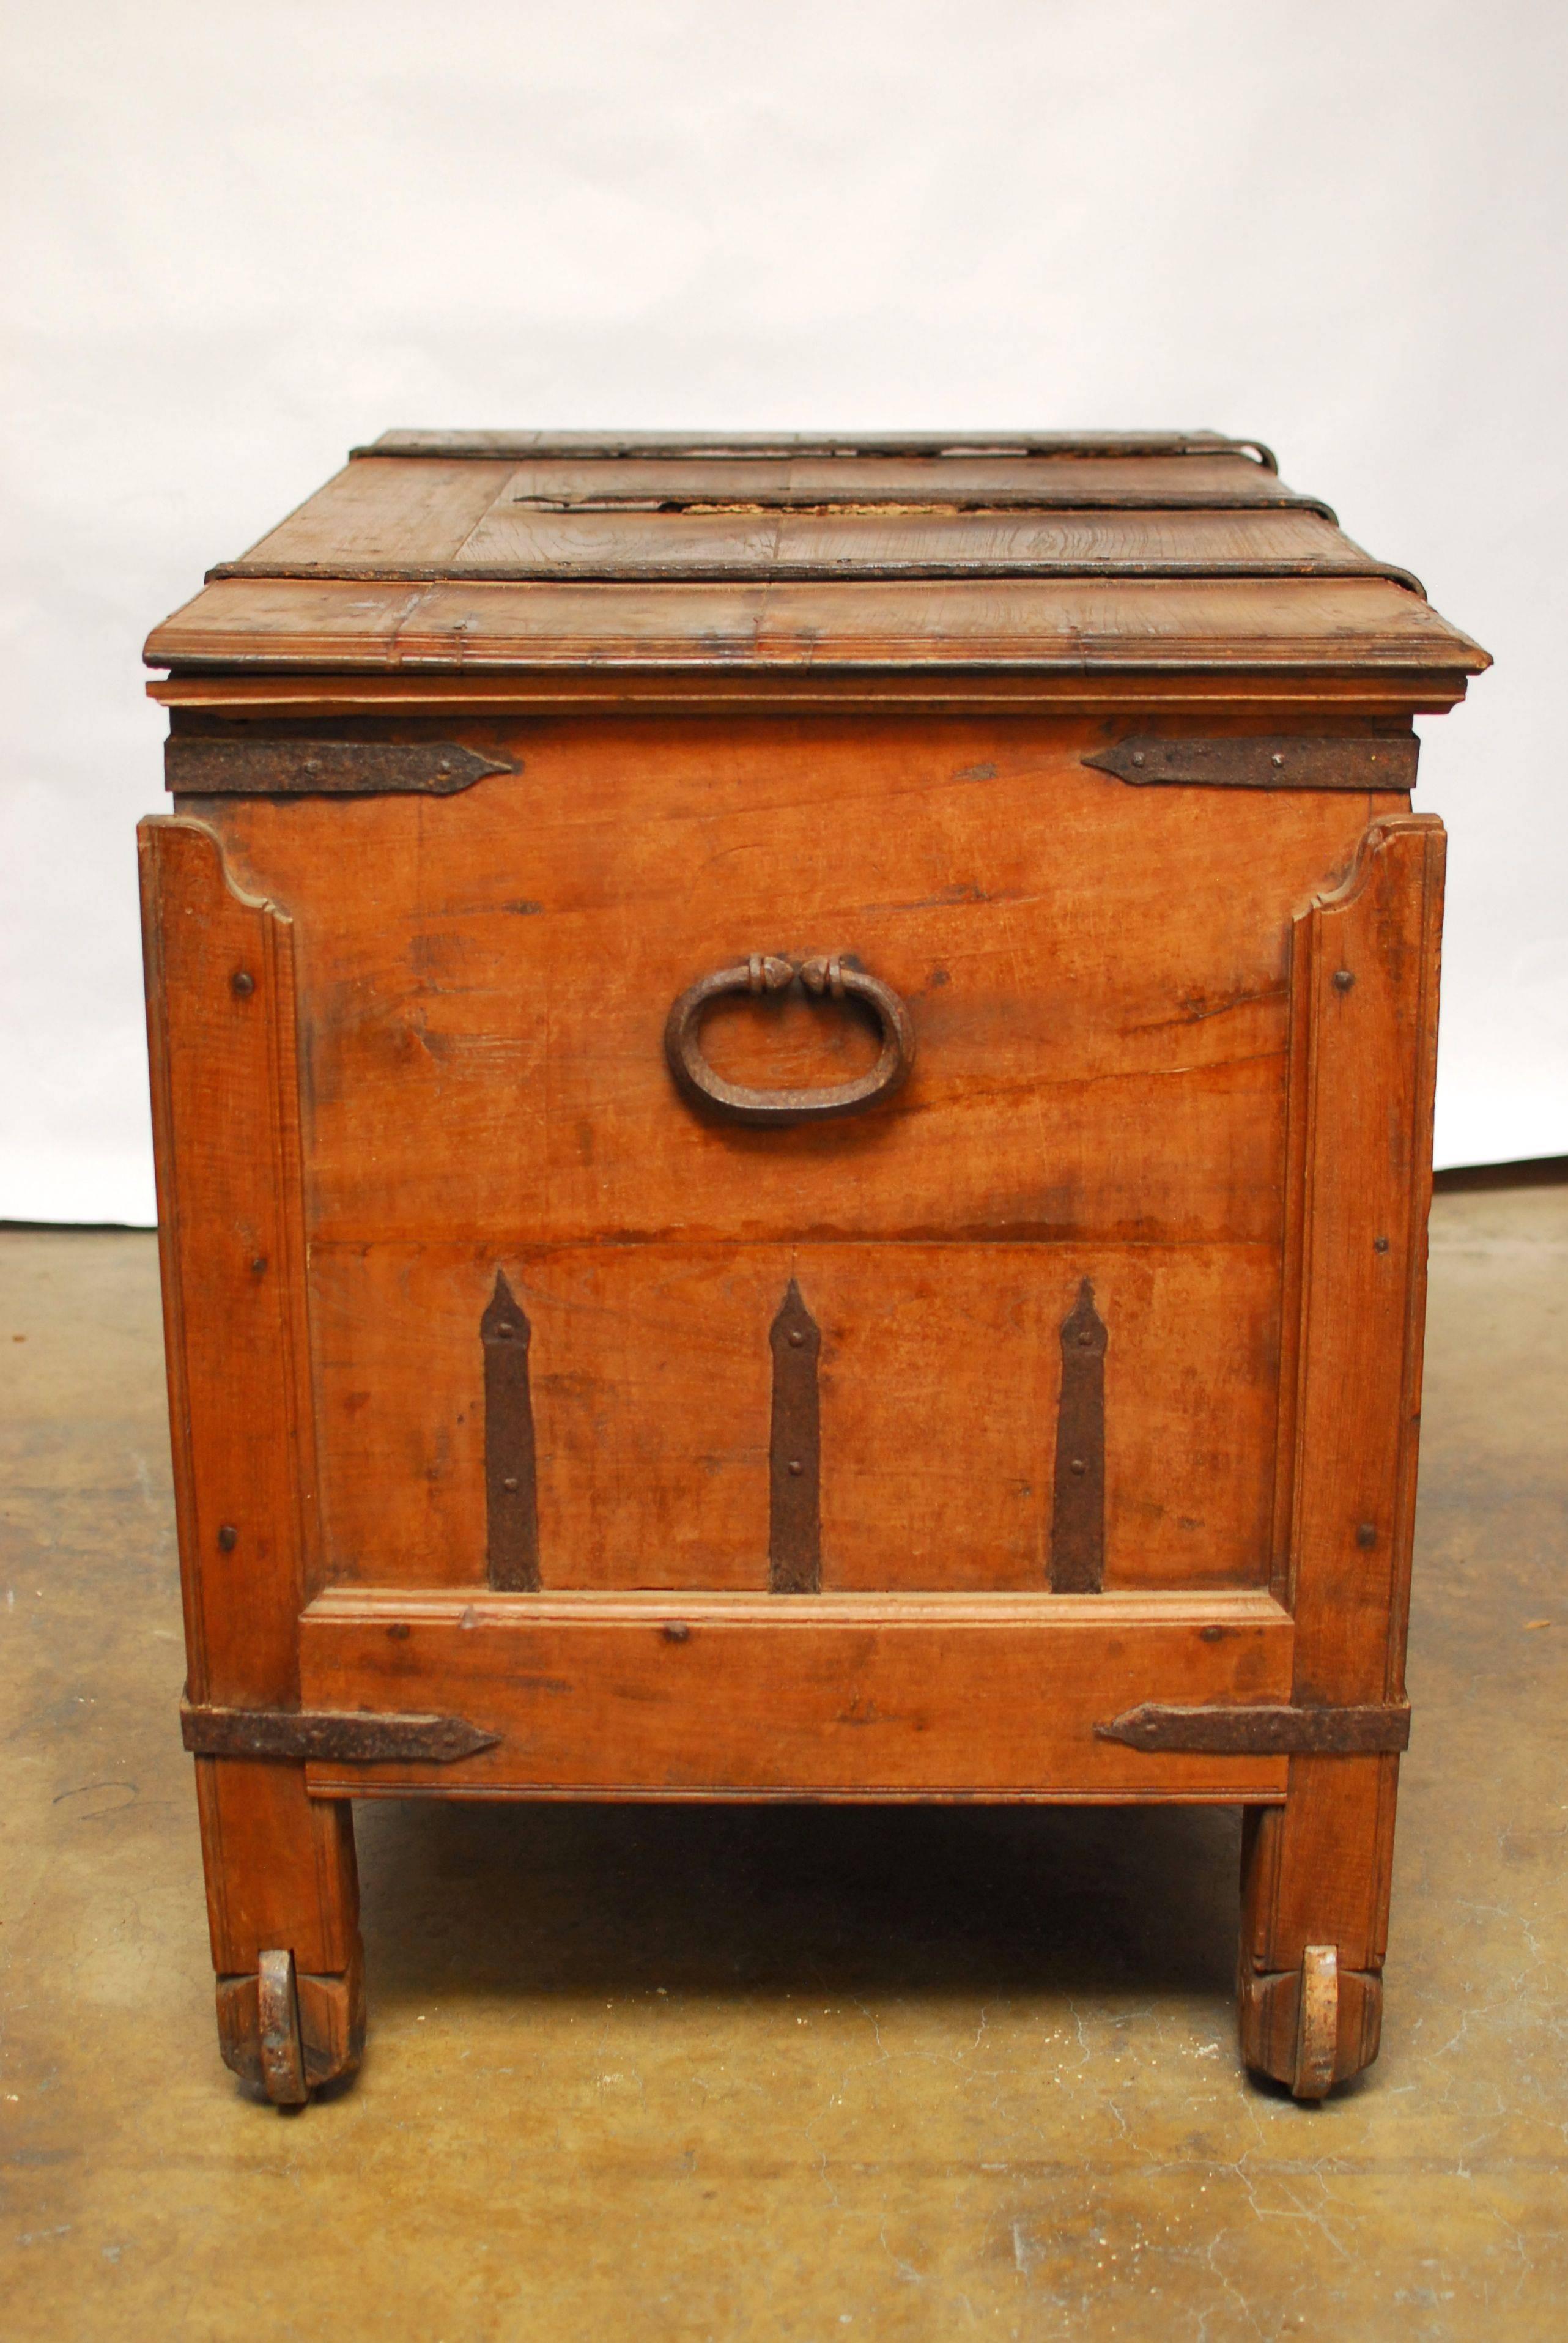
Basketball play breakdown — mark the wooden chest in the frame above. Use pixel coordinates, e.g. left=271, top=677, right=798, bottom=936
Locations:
left=141, top=430, right=1488, bottom=2104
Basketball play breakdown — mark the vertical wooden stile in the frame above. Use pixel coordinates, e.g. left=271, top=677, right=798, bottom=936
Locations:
left=139, top=815, right=362, bottom=2090
left=1240, top=812, right=1447, bottom=2089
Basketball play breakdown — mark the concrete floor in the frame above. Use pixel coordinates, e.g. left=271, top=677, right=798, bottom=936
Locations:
left=2, top=1188, right=1565, bottom=2341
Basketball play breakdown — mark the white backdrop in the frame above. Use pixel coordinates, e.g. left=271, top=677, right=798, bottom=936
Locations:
left=3, top=0, right=1564, bottom=1222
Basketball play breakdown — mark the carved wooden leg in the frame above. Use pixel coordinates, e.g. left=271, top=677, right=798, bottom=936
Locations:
left=1238, top=1754, right=1397, bottom=2095
left=145, top=821, right=358, bottom=2099
left=198, top=1756, right=364, bottom=2100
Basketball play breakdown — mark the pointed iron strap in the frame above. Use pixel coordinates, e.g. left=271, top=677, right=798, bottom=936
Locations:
left=181, top=1700, right=501, bottom=1764
left=1050, top=1279, right=1107, bottom=1593
left=484, top=1268, right=540, bottom=1591
left=769, top=1278, right=822, bottom=1593
left=165, top=738, right=515, bottom=797
left=1082, top=736, right=1418, bottom=793
left=1095, top=1702, right=1412, bottom=1756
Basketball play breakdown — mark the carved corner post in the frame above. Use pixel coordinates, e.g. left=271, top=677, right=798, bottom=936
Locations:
left=139, top=818, right=363, bottom=2101
left=1241, top=815, right=1446, bottom=2096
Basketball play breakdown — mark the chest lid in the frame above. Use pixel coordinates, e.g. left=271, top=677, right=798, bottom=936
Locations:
left=144, top=429, right=1488, bottom=689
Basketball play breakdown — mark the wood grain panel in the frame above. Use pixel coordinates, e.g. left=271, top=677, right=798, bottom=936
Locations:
left=298, top=1587, right=1295, bottom=1801
left=444, top=505, right=1368, bottom=580
left=193, top=1757, right=358, bottom=1974
left=812, top=1243, right=1278, bottom=1592
left=202, top=718, right=1385, bottom=1249
left=236, top=457, right=516, bottom=569
left=308, top=1243, right=772, bottom=1592
left=305, top=1238, right=1278, bottom=1593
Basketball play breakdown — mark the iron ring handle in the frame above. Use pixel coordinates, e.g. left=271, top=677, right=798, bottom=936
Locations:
left=664, top=953, right=916, bottom=1126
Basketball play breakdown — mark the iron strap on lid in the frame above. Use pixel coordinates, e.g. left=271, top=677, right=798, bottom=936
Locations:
left=349, top=428, right=1281, bottom=467
left=142, top=425, right=1493, bottom=685
left=210, top=434, right=1393, bottom=585
left=207, top=552, right=1423, bottom=588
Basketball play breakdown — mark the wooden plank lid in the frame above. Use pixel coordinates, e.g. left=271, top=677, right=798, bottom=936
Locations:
left=144, top=430, right=1490, bottom=687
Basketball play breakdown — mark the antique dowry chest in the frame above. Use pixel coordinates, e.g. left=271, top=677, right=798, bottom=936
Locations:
left=141, top=431, right=1489, bottom=2104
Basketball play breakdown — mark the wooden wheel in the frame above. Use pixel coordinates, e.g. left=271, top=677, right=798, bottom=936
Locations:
left=1291, top=1945, right=1339, bottom=2101
left=256, top=1950, right=309, bottom=2107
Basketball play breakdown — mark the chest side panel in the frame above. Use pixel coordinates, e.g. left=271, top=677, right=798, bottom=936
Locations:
left=202, top=716, right=1397, bottom=1594
left=209, top=717, right=1380, bottom=1243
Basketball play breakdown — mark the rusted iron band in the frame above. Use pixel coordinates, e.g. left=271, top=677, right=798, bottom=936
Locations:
left=165, top=737, right=514, bottom=796
left=1082, top=736, right=1419, bottom=792
left=1050, top=1279, right=1107, bottom=1593
left=350, top=430, right=1280, bottom=467
left=181, top=1700, right=501, bottom=1764
left=208, top=548, right=1402, bottom=582
left=1095, top=1701, right=1412, bottom=1756
left=769, top=1279, right=822, bottom=1594
left=484, top=1270, right=540, bottom=1592
left=665, top=953, right=914, bottom=1126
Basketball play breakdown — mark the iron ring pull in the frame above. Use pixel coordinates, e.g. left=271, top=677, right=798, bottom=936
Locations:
left=664, top=953, right=916, bottom=1126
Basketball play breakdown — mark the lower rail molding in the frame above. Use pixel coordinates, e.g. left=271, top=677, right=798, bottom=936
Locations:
left=294, top=1586, right=1296, bottom=1802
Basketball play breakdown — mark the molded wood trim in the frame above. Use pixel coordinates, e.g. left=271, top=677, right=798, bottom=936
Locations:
left=299, top=1586, right=1294, bottom=1802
